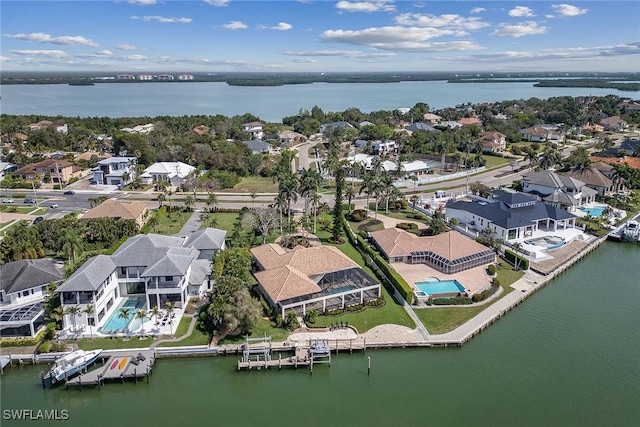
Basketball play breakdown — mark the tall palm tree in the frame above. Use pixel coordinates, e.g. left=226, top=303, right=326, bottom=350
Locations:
left=165, top=302, right=175, bottom=326
left=344, top=185, right=356, bottom=214
left=118, top=307, right=132, bottom=334
left=299, top=168, right=322, bottom=217
left=135, top=309, right=148, bottom=335
left=524, top=151, right=538, bottom=170
left=206, top=193, right=218, bottom=213
left=410, top=194, right=419, bottom=212
left=149, top=305, right=162, bottom=330
left=58, top=228, right=83, bottom=268
left=511, top=242, right=522, bottom=271
left=84, top=304, right=95, bottom=339
left=146, top=215, right=159, bottom=233
left=359, top=172, right=375, bottom=216
left=65, top=305, right=81, bottom=332
left=184, top=194, right=195, bottom=212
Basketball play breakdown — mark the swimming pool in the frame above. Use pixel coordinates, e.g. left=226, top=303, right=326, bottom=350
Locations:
left=415, top=280, right=466, bottom=296
left=101, top=297, right=144, bottom=333
left=579, top=206, right=605, bottom=217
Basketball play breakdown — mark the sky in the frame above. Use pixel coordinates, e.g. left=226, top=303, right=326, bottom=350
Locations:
left=1, top=0, right=639, bottom=73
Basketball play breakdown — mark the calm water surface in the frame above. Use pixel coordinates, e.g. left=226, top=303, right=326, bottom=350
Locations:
left=0, top=81, right=629, bottom=122
left=2, top=242, right=638, bottom=427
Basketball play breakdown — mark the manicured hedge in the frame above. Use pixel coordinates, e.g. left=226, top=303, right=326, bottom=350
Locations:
left=504, top=249, right=530, bottom=270
left=432, top=297, right=473, bottom=305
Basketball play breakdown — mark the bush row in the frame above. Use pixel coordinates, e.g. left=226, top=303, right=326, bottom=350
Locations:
left=504, top=249, right=530, bottom=270
left=471, top=284, right=499, bottom=303
left=431, top=297, right=473, bottom=305
left=324, top=296, right=386, bottom=316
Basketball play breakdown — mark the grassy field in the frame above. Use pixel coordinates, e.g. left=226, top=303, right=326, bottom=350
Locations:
left=200, top=211, right=242, bottom=231
left=229, top=176, right=278, bottom=193
left=158, top=317, right=211, bottom=347
left=0, top=205, right=47, bottom=215
left=481, top=154, right=512, bottom=169
left=143, top=207, right=192, bottom=235
left=217, top=317, right=290, bottom=344
left=414, top=259, right=523, bottom=334
left=74, top=336, right=155, bottom=351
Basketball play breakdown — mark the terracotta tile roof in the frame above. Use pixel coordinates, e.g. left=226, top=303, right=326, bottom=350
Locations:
left=14, top=159, right=73, bottom=175
left=82, top=199, right=147, bottom=221
left=457, top=117, right=482, bottom=125
left=370, top=228, right=491, bottom=261
left=563, top=168, right=612, bottom=189
left=590, top=156, right=640, bottom=170
left=251, top=244, right=359, bottom=302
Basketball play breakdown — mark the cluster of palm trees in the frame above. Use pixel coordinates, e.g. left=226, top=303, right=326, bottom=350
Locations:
left=356, top=158, right=405, bottom=219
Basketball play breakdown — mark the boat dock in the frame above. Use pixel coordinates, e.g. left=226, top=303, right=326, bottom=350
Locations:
left=607, top=212, right=640, bottom=243
left=63, top=350, right=156, bottom=388
left=236, top=337, right=331, bottom=373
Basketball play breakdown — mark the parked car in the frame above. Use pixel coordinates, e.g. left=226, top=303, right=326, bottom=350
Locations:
left=2, top=198, right=14, bottom=203
left=49, top=202, right=59, bottom=208
left=63, top=190, right=75, bottom=195
left=32, top=216, right=44, bottom=225
left=23, top=198, right=37, bottom=204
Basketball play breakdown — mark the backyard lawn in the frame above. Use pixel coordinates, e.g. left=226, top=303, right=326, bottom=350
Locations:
left=414, top=259, right=523, bottom=334
left=143, top=207, right=191, bottom=235
left=74, top=336, right=155, bottom=351
left=217, top=317, right=290, bottom=345
left=229, top=176, right=278, bottom=193
left=158, top=317, right=211, bottom=347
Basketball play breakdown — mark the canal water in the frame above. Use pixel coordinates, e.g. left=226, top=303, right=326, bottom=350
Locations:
left=2, top=242, right=638, bottom=426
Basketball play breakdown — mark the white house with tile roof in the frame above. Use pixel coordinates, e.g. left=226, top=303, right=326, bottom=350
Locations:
left=56, top=229, right=226, bottom=334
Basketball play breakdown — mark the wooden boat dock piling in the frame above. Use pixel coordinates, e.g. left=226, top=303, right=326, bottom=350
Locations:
left=237, top=337, right=331, bottom=373
left=62, top=350, right=156, bottom=389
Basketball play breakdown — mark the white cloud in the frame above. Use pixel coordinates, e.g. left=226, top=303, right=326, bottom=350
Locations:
left=127, top=0, right=157, bottom=5
left=283, top=49, right=396, bottom=58
left=321, top=26, right=483, bottom=51
left=490, top=22, right=547, bottom=37
left=290, top=58, right=317, bottom=63
left=260, top=22, right=293, bottom=31
left=470, top=7, right=486, bottom=14
left=10, top=49, right=69, bottom=58
left=131, top=16, right=192, bottom=23
left=204, top=0, right=230, bottom=6
left=509, top=6, right=535, bottom=17
left=335, top=1, right=396, bottom=13
left=4, top=32, right=98, bottom=47
left=116, top=44, right=138, bottom=51
left=0, top=56, right=10, bottom=62
left=447, top=42, right=640, bottom=64
left=221, top=21, right=248, bottom=30
left=551, top=4, right=588, bottom=17
left=123, top=54, right=148, bottom=61
left=76, top=50, right=114, bottom=58
left=394, top=13, right=490, bottom=32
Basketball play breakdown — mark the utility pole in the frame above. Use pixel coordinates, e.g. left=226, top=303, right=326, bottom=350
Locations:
left=465, top=142, right=471, bottom=195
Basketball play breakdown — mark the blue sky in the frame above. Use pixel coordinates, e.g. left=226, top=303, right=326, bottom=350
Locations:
left=1, top=1, right=639, bottom=73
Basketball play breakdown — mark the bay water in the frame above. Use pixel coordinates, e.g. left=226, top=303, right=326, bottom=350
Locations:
left=0, top=81, right=630, bottom=123
left=1, top=242, right=638, bottom=426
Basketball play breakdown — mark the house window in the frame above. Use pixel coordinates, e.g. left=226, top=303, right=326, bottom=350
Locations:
left=165, top=276, right=173, bottom=282
left=88, top=317, right=95, bottom=326
left=23, top=291, right=30, bottom=297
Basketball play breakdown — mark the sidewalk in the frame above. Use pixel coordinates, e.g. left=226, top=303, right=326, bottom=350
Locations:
left=175, top=210, right=202, bottom=236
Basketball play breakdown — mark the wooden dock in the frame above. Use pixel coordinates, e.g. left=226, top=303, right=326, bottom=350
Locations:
left=64, top=350, right=156, bottom=388
left=236, top=337, right=331, bottom=372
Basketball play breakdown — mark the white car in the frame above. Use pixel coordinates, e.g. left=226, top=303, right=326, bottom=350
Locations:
left=2, top=198, right=14, bottom=203
left=49, top=202, right=59, bottom=208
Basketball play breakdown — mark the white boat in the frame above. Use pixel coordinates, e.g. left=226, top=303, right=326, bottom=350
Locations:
left=42, top=349, right=102, bottom=388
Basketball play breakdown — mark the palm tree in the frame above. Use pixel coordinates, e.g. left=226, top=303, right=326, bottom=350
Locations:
left=311, top=190, right=321, bottom=234
left=206, top=193, right=218, bottom=213
left=118, top=307, right=132, bottom=334
left=84, top=304, right=95, bottom=339
left=511, top=242, right=522, bottom=271
left=135, top=309, right=148, bottom=335
left=299, top=168, right=322, bottom=217
left=184, top=194, right=195, bottom=212
left=65, top=305, right=81, bottom=332
left=524, top=151, right=538, bottom=170
left=157, top=192, right=166, bottom=208
left=149, top=305, right=162, bottom=330
left=410, top=195, right=419, bottom=212
left=146, top=215, right=159, bottom=233
left=359, top=171, right=375, bottom=216
left=344, top=185, right=356, bottom=213
left=165, top=302, right=175, bottom=326
left=58, top=228, right=83, bottom=268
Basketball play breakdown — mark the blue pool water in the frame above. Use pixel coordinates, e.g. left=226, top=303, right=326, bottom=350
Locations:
left=415, top=280, right=466, bottom=296
left=101, top=298, right=143, bottom=332
left=579, top=206, right=605, bottom=217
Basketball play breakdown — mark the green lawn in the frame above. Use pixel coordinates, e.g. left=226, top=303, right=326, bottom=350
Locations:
left=143, top=207, right=192, bottom=235
left=414, top=259, right=524, bottom=334
left=217, top=317, right=290, bottom=345
left=481, top=155, right=511, bottom=169
left=158, top=317, right=211, bottom=347
left=229, top=176, right=279, bottom=193
left=200, top=211, right=241, bottom=231
left=74, top=336, right=155, bottom=351
left=0, top=205, right=47, bottom=215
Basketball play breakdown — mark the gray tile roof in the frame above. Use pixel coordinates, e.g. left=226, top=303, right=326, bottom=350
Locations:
left=111, top=234, right=186, bottom=267
left=188, top=259, right=212, bottom=286
left=57, top=255, right=117, bottom=292
left=0, top=259, right=63, bottom=295
left=447, top=191, right=576, bottom=230
left=141, top=253, right=195, bottom=277
left=523, top=171, right=584, bottom=191
left=184, top=228, right=226, bottom=251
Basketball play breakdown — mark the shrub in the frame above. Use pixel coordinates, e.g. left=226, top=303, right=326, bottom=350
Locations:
left=348, top=209, right=368, bottom=222
left=396, top=222, right=418, bottom=231
left=487, top=264, right=497, bottom=275
left=504, top=249, right=530, bottom=270
left=432, top=297, right=473, bottom=305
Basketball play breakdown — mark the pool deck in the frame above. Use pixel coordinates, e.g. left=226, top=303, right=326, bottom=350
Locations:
left=391, top=262, right=493, bottom=296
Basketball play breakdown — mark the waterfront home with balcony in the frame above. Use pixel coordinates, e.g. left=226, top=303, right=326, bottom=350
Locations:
left=55, top=229, right=226, bottom=334
left=91, top=157, right=136, bottom=186
left=0, top=259, right=64, bottom=337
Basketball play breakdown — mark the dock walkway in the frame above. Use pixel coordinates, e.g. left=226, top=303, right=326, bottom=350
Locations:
left=64, top=350, right=156, bottom=388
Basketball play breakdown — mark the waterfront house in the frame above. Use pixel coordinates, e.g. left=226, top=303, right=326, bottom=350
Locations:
left=522, top=170, right=596, bottom=212
left=157, top=74, right=174, bottom=81
left=178, top=74, right=194, bottom=80
left=55, top=229, right=226, bottom=334
left=370, top=228, right=495, bottom=274
left=422, top=113, right=442, bottom=125
left=563, top=168, right=614, bottom=196
left=475, top=131, right=507, bottom=154
left=0, top=259, right=64, bottom=337
left=82, top=199, right=149, bottom=228
left=251, top=244, right=381, bottom=317
left=445, top=190, right=578, bottom=242
left=404, top=122, right=440, bottom=133
left=14, top=159, right=81, bottom=184
left=116, top=74, right=135, bottom=80
left=92, top=157, right=136, bottom=186
left=139, top=161, right=196, bottom=186
left=600, top=139, right=640, bottom=157
left=241, top=122, right=264, bottom=140
left=457, top=117, right=482, bottom=127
